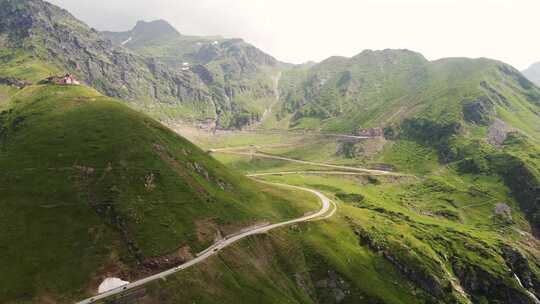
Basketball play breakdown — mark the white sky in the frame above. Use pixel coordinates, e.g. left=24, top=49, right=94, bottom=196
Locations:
left=48, top=0, right=540, bottom=70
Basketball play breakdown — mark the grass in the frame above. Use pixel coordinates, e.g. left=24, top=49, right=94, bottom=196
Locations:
left=0, top=49, right=61, bottom=82
left=376, top=140, right=439, bottom=174
left=0, top=84, right=321, bottom=303
left=0, top=84, right=17, bottom=107
left=279, top=51, right=540, bottom=140
left=251, top=171, right=527, bottom=302
left=2, top=34, right=540, bottom=302
left=165, top=124, right=540, bottom=303
left=133, top=164, right=526, bottom=303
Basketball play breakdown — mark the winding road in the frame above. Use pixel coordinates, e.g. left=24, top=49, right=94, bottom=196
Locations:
left=210, top=149, right=402, bottom=176
left=78, top=145, right=399, bottom=304
left=77, top=182, right=335, bottom=304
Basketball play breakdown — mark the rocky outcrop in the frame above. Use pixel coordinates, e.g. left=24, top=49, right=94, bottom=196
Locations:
left=357, top=127, right=384, bottom=137
left=488, top=119, right=515, bottom=146
left=0, top=77, right=32, bottom=88
left=350, top=218, right=540, bottom=304
left=494, top=203, right=513, bottom=223
left=502, top=245, right=540, bottom=299
left=462, top=96, right=495, bottom=125
left=451, top=257, right=534, bottom=304
left=314, top=270, right=351, bottom=303
left=352, top=226, right=451, bottom=299
left=400, top=118, right=462, bottom=163
left=490, top=153, right=540, bottom=234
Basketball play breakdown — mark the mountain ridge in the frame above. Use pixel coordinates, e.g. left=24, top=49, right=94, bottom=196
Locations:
left=0, top=0, right=281, bottom=129
left=3, top=1, right=540, bottom=304
left=101, top=19, right=183, bottom=47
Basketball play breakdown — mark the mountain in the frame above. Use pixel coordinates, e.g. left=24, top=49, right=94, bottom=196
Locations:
left=4, top=1, right=540, bottom=304
left=102, top=20, right=181, bottom=47
left=141, top=51, right=540, bottom=304
left=523, top=62, right=540, bottom=86
left=101, top=20, right=281, bottom=128
left=224, top=49, right=540, bottom=303
left=279, top=49, right=540, bottom=132
left=279, top=47, right=540, bottom=220
left=0, top=83, right=317, bottom=303
left=0, top=0, right=280, bottom=129
left=138, top=45, right=540, bottom=302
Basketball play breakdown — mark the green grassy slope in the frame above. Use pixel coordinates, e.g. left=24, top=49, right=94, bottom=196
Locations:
left=163, top=48, right=540, bottom=303
left=277, top=48, right=540, bottom=245
left=0, top=84, right=319, bottom=303
left=189, top=137, right=540, bottom=303
left=279, top=50, right=540, bottom=135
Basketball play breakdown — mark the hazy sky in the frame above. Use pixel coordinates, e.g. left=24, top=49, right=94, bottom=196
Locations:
left=48, top=0, right=539, bottom=70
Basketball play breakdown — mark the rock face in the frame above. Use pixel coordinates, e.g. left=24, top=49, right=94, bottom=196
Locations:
left=314, top=271, right=350, bottom=303
left=494, top=203, right=513, bottom=220
left=352, top=226, right=452, bottom=300
left=101, top=19, right=281, bottom=129
left=488, top=119, right=515, bottom=146
left=462, top=96, right=495, bottom=125
left=0, top=0, right=280, bottom=129
left=357, top=127, right=384, bottom=137
left=0, top=77, right=31, bottom=89
left=102, top=19, right=180, bottom=46
left=451, top=260, right=534, bottom=304
left=502, top=246, right=539, bottom=293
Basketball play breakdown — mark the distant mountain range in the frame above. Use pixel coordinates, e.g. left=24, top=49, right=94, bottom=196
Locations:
left=523, top=62, right=540, bottom=86
left=279, top=49, right=540, bottom=135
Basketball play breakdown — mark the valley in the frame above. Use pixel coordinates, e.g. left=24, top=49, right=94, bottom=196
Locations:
left=1, top=0, right=540, bottom=303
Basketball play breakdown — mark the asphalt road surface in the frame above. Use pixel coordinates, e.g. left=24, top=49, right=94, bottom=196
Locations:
left=76, top=182, right=335, bottom=304
left=211, top=149, right=401, bottom=176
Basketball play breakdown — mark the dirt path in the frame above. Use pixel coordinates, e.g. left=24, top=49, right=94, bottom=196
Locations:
left=247, top=171, right=385, bottom=177
left=211, top=149, right=403, bottom=176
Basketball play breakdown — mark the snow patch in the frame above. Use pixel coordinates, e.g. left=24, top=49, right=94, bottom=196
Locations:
left=121, top=37, right=132, bottom=46
left=212, top=41, right=219, bottom=45
left=98, top=277, right=130, bottom=293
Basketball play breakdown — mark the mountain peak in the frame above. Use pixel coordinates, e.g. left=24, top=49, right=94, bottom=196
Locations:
left=353, top=48, right=427, bottom=63
left=131, top=19, right=180, bottom=38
